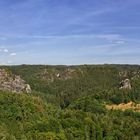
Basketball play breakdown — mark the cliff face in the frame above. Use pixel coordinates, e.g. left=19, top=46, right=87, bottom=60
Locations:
left=0, top=69, right=31, bottom=93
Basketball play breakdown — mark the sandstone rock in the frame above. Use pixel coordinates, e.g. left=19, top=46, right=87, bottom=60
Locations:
left=0, top=68, right=31, bottom=93
left=119, top=79, right=132, bottom=90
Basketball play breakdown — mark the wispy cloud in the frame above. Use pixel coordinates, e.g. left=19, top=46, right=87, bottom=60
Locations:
left=96, top=34, right=121, bottom=41
left=3, top=33, right=123, bottom=40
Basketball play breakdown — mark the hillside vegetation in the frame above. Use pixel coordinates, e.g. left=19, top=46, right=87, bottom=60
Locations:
left=0, top=64, right=140, bottom=140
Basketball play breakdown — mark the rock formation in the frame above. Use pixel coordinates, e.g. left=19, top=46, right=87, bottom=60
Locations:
left=39, top=67, right=78, bottom=82
left=119, top=79, right=132, bottom=90
left=0, top=69, right=31, bottom=93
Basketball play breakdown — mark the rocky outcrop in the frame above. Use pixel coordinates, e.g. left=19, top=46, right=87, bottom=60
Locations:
left=119, top=79, right=132, bottom=90
left=119, top=70, right=140, bottom=80
left=39, top=68, right=78, bottom=82
left=0, top=69, right=31, bottom=93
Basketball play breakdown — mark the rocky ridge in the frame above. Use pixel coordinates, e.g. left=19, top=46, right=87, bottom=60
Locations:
left=38, top=67, right=79, bottom=82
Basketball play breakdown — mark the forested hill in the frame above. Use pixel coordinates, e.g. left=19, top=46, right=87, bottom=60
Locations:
left=0, top=64, right=140, bottom=140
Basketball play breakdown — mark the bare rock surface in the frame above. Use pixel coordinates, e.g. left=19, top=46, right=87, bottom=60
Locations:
left=119, top=79, right=132, bottom=90
left=0, top=69, right=31, bottom=93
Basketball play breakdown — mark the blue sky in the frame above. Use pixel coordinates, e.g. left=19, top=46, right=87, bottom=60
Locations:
left=0, top=0, right=140, bottom=65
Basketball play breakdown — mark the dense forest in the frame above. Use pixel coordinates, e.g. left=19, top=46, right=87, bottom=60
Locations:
left=0, top=64, right=140, bottom=140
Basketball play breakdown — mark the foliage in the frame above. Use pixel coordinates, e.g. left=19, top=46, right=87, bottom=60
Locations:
left=0, top=64, right=140, bottom=139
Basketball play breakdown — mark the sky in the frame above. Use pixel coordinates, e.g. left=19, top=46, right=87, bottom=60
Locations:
left=0, top=0, right=140, bottom=65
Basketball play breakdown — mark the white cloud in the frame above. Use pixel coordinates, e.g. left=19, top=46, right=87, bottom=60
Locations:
left=10, top=53, right=17, bottom=56
left=3, top=49, right=9, bottom=53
